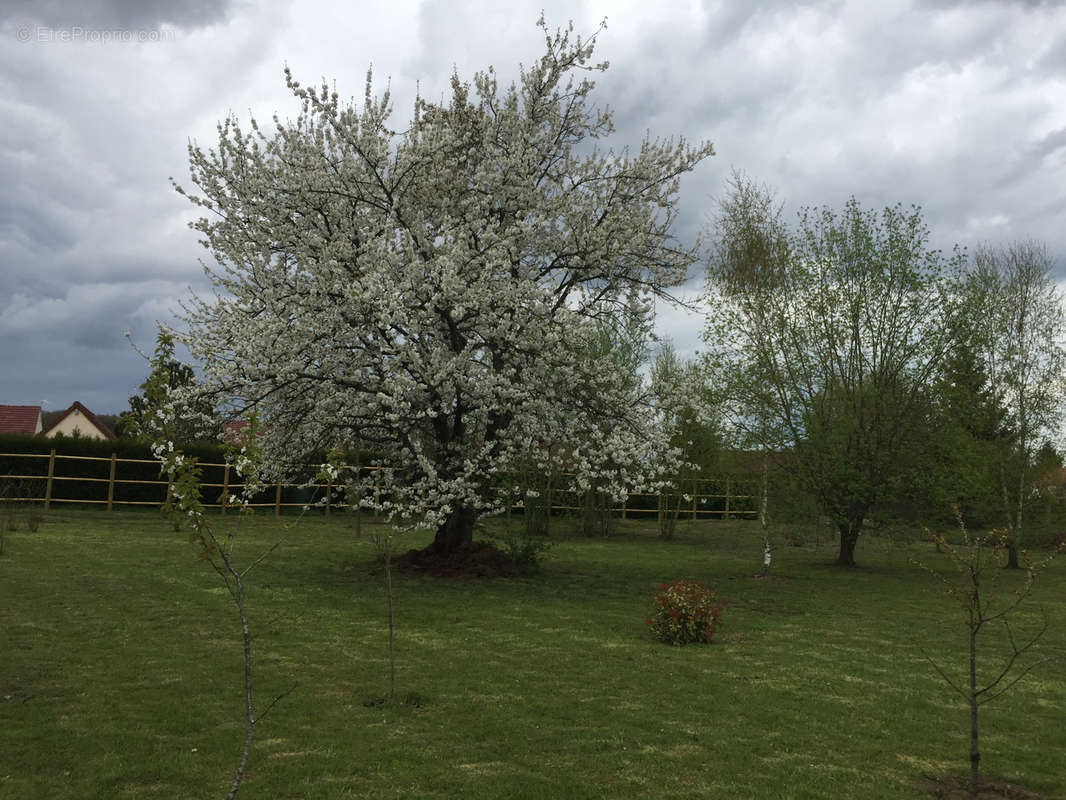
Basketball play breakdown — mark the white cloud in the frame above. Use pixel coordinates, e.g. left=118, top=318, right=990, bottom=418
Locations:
left=1, top=0, right=1065, bottom=410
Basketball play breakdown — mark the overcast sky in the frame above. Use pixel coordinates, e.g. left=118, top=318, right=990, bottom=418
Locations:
left=2, top=0, right=1064, bottom=413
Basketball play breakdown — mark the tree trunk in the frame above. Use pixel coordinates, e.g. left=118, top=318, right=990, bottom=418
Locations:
left=582, top=489, right=597, bottom=537
left=659, top=492, right=680, bottom=539
left=429, top=506, right=477, bottom=554
left=836, top=522, right=860, bottom=566
left=1005, top=541, right=1021, bottom=569
left=757, top=451, right=771, bottom=576
left=1006, top=473, right=1024, bottom=569
left=969, top=621, right=980, bottom=798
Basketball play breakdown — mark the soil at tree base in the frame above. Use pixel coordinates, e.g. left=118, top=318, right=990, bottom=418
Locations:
left=395, top=541, right=517, bottom=578
left=915, top=775, right=1053, bottom=799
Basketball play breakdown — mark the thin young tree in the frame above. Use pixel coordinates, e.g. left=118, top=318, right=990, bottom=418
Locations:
left=704, top=172, right=790, bottom=571
left=140, top=333, right=296, bottom=800
left=968, top=241, right=1066, bottom=568
left=920, top=511, right=1059, bottom=798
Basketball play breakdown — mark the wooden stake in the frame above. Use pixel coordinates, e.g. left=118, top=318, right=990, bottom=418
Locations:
left=221, top=463, right=230, bottom=515
left=44, top=448, right=56, bottom=511
left=106, top=452, right=117, bottom=512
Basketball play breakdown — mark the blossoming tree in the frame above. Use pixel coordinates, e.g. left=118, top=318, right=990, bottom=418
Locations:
left=172, top=19, right=713, bottom=557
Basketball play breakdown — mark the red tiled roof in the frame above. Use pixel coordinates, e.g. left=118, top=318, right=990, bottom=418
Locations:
left=222, top=419, right=250, bottom=445
left=1036, top=466, right=1066, bottom=491
left=0, top=405, right=42, bottom=435
left=42, top=401, right=117, bottom=441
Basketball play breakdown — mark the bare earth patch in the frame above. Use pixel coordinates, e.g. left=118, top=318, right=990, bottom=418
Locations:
left=915, top=775, right=1052, bottom=799
left=395, top=541, right=517, bottom=578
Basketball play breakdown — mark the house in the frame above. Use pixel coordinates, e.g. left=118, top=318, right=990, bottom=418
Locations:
left=0, top=405, right=43, bottom=435
left=222, top=418, right=251, bottom=446
left=42, top=401, right=117, bottom=441
left=1035, top=466, right=1066, bottom=499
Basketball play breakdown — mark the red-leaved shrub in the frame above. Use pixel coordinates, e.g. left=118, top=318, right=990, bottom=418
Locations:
left=646, top=579, right=724, bottom=645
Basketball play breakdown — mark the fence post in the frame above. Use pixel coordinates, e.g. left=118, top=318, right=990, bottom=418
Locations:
left=325, top=477, right=332, bottom=517
left=44, top=448, right=56, bottom=511
left=274, top=482, right=282, bottom=518
left=544, top=471, right=553, bottom=536
left=373, top=468, right=380, bottom=520
left=692, top=481, right=698, bottom=521
left=622, top=497, right=627, bottom=521
left=354, top=455, right=362, bottom=537
left=724, top=478, right=732, bottom=520
left=220, top=463, right=230, bottom=516
left=106, top=453, right=117, bottom=512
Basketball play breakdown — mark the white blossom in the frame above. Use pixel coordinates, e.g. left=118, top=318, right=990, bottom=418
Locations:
left=171, top=21, right=712, bottom=548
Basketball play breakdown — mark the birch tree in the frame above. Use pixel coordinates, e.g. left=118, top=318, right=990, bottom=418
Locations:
left=171, top=19, right=713, bottom=558
left=968, top=241, right=1066, bottom=568
left=704, top=173, right=790, bottom=571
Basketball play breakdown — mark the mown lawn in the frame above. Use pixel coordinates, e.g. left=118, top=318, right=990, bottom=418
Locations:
left=1, top=508, right=1064, bottom=799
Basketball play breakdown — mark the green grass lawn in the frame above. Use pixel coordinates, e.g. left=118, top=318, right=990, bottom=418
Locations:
left=2, top=509, right=1064, bottom=799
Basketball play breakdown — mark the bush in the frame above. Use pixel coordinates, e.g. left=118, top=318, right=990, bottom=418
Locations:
left=646, top=580, right=725, bottom=645
left=484, top=528, right=553, bottom=575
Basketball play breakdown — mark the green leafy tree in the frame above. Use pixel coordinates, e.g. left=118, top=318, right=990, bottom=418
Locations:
left=707, top=181, right=966, bottom=566
left=577, top=303, right=654, bottom=537
left=118, top=355, right=213, bottom=443
left=650, top=341, right=719, bottom=539
left=918, top=333, right=1007, bottom=530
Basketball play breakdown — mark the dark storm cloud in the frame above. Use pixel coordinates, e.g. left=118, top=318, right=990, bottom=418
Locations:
left=1, top=0, right=1064, bottom=411
left=0, top=0, right=232, bottom=29
left=0, top=276, right=193, bottom=410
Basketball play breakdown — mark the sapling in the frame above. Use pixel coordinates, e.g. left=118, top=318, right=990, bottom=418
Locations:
left=139, top=333, right=296, bottom=799
left=918, top=508, right=1060, bottom=798
left=321, top=450, right=400, bottom=702
left=371, top=530, right=397, bottom=701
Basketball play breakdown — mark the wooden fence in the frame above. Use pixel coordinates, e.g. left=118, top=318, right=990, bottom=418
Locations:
left=0, top=449, right=757, bottom=520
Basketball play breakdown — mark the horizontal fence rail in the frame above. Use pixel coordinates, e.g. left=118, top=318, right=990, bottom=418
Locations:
left=0, top=449, right=758, bottom=520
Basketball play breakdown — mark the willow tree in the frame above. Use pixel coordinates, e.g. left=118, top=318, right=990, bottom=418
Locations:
left=172, top=19, right=713, bottom=558
left=707, top=180, right=966, bottom=566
